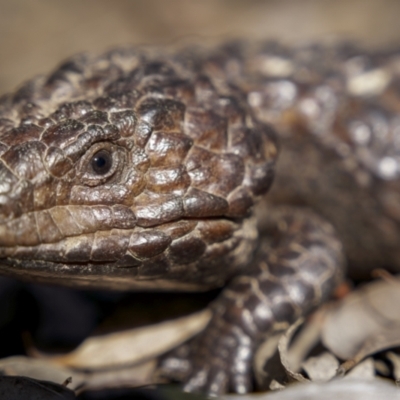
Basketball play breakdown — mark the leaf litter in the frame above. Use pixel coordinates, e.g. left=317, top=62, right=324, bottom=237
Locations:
left=2, top=277, right=400, bottom=398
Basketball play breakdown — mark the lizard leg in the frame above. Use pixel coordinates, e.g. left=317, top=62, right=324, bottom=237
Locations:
left=159, top=207, right=345, bottom=396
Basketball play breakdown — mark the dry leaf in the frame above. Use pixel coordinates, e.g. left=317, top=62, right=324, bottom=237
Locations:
left=284, top=309, right=328, bottom=373
left=301, top=352, right=339, bottom=382
left=45, top=309, right=211, bottom=369
left=322, top=278, right=400, bottom=363
left=386, top=352, right=400, bottom=381
left=254, top=333, right=284, bottom=389
left=344, top=358, right=375, bottom=380
left=0, top=355, right=159, bottom=393
left=277, top=319, right=309, bottom=384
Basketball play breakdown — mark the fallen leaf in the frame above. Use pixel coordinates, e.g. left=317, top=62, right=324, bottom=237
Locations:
left=322, top=278, right=400, bottom=362
left=45, top=309, right=211, bottom=369
left=277, top=319, right=309, bottom=384
left=301, top=352, right=339, bottom=382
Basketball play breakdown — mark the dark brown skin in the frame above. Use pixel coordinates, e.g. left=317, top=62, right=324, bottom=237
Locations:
left=0, top=41, right=399, bottom=395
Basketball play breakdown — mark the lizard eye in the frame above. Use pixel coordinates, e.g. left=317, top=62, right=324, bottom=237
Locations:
left=91, top=149, right=112, bottom=175
left=78, top=142, right=123, bottom=186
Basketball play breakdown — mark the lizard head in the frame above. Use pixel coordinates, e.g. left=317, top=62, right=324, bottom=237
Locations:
left=0, top=48, right=277, bottom=290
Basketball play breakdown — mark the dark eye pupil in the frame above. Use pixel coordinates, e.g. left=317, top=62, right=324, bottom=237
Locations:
left=91, top=150, right=112, bottom=175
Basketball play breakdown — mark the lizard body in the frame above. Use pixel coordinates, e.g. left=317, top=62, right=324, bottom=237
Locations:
left=0, top=42, right=399, bottom=394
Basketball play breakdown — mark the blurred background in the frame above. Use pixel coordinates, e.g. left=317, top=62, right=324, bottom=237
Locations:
left=2, top=0, right=400, bottom=93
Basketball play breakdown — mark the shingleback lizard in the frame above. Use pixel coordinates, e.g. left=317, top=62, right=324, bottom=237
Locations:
left=0, top=41, right=399, bottom=395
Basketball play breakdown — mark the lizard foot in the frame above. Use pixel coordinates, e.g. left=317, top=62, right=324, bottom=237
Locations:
left=158, top=318, right=254, bottom=396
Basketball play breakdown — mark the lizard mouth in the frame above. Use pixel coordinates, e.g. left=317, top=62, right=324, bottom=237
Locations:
left=0, top=210, right=259, bottom=290
left=0, top=199, right=252, bottom=265
left=0, top=217, right=239, bottom=265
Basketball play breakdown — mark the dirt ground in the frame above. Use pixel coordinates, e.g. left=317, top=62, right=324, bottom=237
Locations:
left=1, top=0, right=400, bottom=93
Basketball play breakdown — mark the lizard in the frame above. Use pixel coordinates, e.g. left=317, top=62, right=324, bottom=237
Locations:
left=0, top=41, right=399, bottom=395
